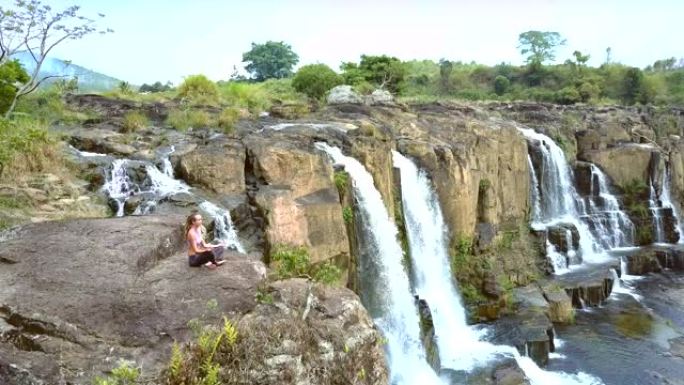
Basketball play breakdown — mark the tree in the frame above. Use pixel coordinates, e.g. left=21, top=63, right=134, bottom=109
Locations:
left=0, top=0, right=111, bottom=117
left=340, top=55, right=406, bottom=93
left=139, top=81, right=172, bottom=93
left=438, top=59, right=453, bottom=93
left=242, top=41, right=299, bottom=81
left=518, top=31, right=566, bottom=64
left=493, top=75, right=510, bottom=96
left=292, top=64, right=341, bottom=100
left=0, top=59, right=29, bottom=114
left=622, top=67, right=646, bottom=105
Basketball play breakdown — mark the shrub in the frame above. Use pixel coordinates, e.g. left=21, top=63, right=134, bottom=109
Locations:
left=342, top=206, right=353, bottom=224
left=555, top=86, right=581, bottom=105
left=493, top=75, right=510, bottom=96
left=292, top=64, right=342, bottom=100
left=218, top=107, right=241, bottom=134
left=93, top=360, right=140, bottom=385
left=219, top=81, right=270, bottom=113
left=0, top=60, right=30, bottom=116
left=270, top=245, right=311, bottom=279
left=121, top=111, right=149, bottom=132
left=311, top=261, right=343, bottom=285
left=0, top=118, right=62, bottom=179
left=166, top=109, right=214, bottom=131
left=334, top=171, right=349, bottom=194
left=177, top=75, right=219, bottom=105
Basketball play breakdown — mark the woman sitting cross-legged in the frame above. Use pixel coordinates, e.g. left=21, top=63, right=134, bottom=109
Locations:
left=185, top=212, right=225, bottom=269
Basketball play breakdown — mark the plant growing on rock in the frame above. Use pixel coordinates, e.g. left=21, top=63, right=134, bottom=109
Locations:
left=334, top=170, right=350, bottom=195
left=166, top=109, right=214, bottom=131
left=177, top=75, right=220, bottom=105
left=218, top=107, right=241, bottom=134
left=342, top=206, right=353, bottom=224
left=121, top=111, right=148, bottom=133
left=311, top=261, right=343, bottom=285
left=93, top=360, right=140, bottom=385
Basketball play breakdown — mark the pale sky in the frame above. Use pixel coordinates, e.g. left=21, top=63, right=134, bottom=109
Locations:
left=40, top=0, right=683, bottom=84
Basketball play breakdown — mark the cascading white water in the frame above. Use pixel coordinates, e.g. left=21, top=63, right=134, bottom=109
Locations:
left=199, top=201, right=245, bottom=253
left=393, top=150, right=603, bottom=385
left=315, top=143, right=443, bottom=385
left=660, top=166, right=684, bottom=242
left=528, top=155, right=542, bottom=221
left=521, top=127, right=613, bottom=268
left=586, top=165, right=635, bottom=248
left=649, top=180, right=665, bottom=243
left=101, top=159, right=135, bottom=217
left=161, top=146, right=175, bottom=177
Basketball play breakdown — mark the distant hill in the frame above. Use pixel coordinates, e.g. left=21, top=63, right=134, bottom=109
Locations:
left=12, top=52, right=123, bottom=92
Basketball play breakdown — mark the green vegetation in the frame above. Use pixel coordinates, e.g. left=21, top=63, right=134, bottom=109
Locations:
left=166, top=109, right=213, bottom=131
left=139, top=81, right=173, bottom=93
left=0, top=117, right=61, bottom=179
left=620, top=178, right=652, bottom=244
left=270, top=244, right=342, bottom=285
left=93, top=361, right=140, bottom=385
left=0, top=0, right=110, bottom=117
left=334, top=170, right=350, bottom=195
left=177, top=75, right=220, bottom=105
left=165, top=317, right=239, bottom=385
left=242, top=41, right=299, bottom=81
left=342, top=206, right=354, bottom=224
left=341, top=54, right=407, bottom=94
left=518, top=31, right=566, bottom=64
left=121, top=111, right=149, bottom=133
left=217, top=107, right=241, bottom=134
left=292, top=64, right=342, bottom=100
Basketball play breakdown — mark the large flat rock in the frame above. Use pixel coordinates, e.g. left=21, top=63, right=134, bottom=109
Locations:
left=0, top=216, right=266, bottom=383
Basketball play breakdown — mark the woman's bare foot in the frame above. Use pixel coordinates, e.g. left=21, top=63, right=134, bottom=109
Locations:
left=215, top=260, right=226, bottom=266
left=204, top=262, right=217, bottom=270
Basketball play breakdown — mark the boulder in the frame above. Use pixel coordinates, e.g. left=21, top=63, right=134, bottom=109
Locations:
left=233, top=279, right=388, bottom=385
left=540, top=284, right=575, bottom=323
left=327, top=85, right=363, bottom=105
left=0, top=216, right=267, bottom=384
left=178, top=141, right=246, bottom=195
left=367, top=89, right=394, bottom=105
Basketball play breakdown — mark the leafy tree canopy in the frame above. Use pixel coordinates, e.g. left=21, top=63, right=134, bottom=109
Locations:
left=518, top=31, right=566, bottom=64
left=242, top=41, right=299, bottom=81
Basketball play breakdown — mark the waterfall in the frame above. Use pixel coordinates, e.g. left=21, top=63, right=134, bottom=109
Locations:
left=102, top=159, right=135, bottom=217
left=315, top=143, right=443, bottom=385
left=198, top=201, right=245, bottom=253
left=161, top=146, right=175, bottom=177
left=660, top=166, right=684, bottom=242
left=393, top=150, right=603, bottom=385
left=650, top=180, right=665, bottom=243
left=521, top=127, right=620, bottom=269
left=586, top=165, right=635, bottom=249
left=528, top=155, right=542, bottom=221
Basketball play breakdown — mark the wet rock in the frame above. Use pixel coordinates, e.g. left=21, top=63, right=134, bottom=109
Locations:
left=581, top=144, right=657, bottom=187
left=493, top=361, right=529, bottom=385
left=415, top=296, right=440, bottom=371
left=326, top=85, right=363, bottom=105
left=654, top=247, right=684, bottom=271
left=576, top=130, right=603, bottom=157
left=540, top=284, right=575, bottom=323
left=624, top=249, right=662, bottom=275
left=476, top=222, right=497, bottom=252
left=660, top=207, right=681, bottom=243
left=574, top=161, right=599, bottom=196
left=669, top=336, right=684, bottom=358
left=546, top=224, right=580, bottom=254
left=563, top=277, right=613, bottom=308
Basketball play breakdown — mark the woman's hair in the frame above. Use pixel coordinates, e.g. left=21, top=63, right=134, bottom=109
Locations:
left=184, top=211, right=200, bottom=236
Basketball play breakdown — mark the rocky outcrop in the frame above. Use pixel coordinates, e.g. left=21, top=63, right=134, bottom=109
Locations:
left=233, top=279, right=388, bottom=385
left=178, top=141, right=246, bottom=195
left=580, top=144, right=658, bottom=187
left=245, top=135, right=350, bottom=264
left=327, top=85, right=363, bottom=105
left=0, top=216, right=266, bottom=384
left=397, top=114, right=530, bottom=239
